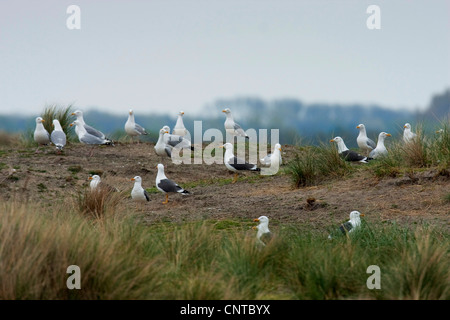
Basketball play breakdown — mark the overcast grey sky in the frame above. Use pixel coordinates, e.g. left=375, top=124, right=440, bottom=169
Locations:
left=0, top=0, right=449, bottom=116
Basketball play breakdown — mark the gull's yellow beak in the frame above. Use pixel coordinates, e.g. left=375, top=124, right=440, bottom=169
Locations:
left=165, top=131, right=169, bottom=134
left=219, top=146, right=224, bottom=149
left=360, top=213, right=365, bottom=217
left=71, top=113, right=76, bottom=116
left=404, top=125, right=407, bottom=128
left=252, top=226, right=258, bottom=230
left=181, top=112, right=184, bottom=115
left=253, top=218, right=259, bottom=222
left=88, top=177, right=93, bottom=180
left=69, top=123, right=73, bottom=127
left=278, top=147, right=282, bottom=151
left=386, top=133, right=392, bottom=137
left=41, top=119, right=45, bottom=122
left=131, top=178, right=135, bottom=181
left=356, top=125, right=360, bottom=129
left=330, top=139, right=335, bottom=142
left=222, top=109, right=226, bottom=113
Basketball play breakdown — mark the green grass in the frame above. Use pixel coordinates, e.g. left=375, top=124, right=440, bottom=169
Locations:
left=1, top=201, right=448, bottom=300
left=285, top=143, right=353, bottom=188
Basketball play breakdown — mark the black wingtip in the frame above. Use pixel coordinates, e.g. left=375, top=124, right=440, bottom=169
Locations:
left=190, top=146, right=195, bottom=151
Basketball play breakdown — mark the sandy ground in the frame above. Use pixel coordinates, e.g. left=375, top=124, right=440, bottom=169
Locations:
left=0, top=142, right=449, bottom=232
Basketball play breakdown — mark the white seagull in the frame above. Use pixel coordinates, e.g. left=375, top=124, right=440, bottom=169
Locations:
left=328, top=211, right=365, bottom=239
left=154, top=128, right=172, bottom=159
left=330, top=136, right=371, bottom=163
left=130, top=176, right=151, bottom=202
left=403, top=123, right=417, bottom=143
left=369, top=132, right=391, bottom=159
left=71, top=110, right=107, bottom=140
left=220, top=142, right=260, bottom=183
left=222, top=108, right=249, bottom=139
left=155, top=163, right=190, bottom=204
left=260, top=143, right=283, bottom=167
left=162, top=125, right=193, bottom=150
left=172, top=111, right=188, bottom=136
left=356, top=124, right=376, bottom=156
left=125, top=109, right=148, bottom=143
left=253, top=215, right=273, bottom=247
left=33, top=117, right=50, bottom=153
left=50, top=119, right=67, bottom=153
left=70, top=120, right=114, bottom=157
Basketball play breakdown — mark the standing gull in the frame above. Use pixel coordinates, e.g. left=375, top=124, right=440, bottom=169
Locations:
left=70, top=120, right=114, bottom=157
left=369, top=132, right=391, bottom=159
left=260, top=143, right=282, bottom=167
left=162, top=125, right=193, bottom=150
left=130, top=176, right=151, bottom=202
left=356, top=124, right=376, bottom=156
left=33, top=117, right=50, bottom=153
left=50, top=119, right=67, bottom=153
left=125, top=109, right=148, bottom=143
left=154, top=128, right=172, bottom=160
left=155, top=163, right=190, bottom=204
left=172, top=111, right=188, bottom=136
left=222, top=108, right=249, bottom=139
left=328, top=211, right=365, bottom=239
left=220, top=142, right=260, bottom=183
left=253, top=216, right=272, bottom=247
left=71, top=110, right=107, bottom=140
left=330, top=136, right=371, bottom=163
left=403, top=123, right=417, bottom=143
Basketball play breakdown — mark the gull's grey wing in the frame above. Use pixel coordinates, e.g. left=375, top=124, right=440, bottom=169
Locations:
left=144, top=189, right=151, bottom=201
left=51, top=131, right=66, bottom=147
left=84, top=124, right=105, bottom=139
left=80, top=133, right=107, bottom=145
left=367, top=138, right=376, bottom=149
left=165, top=145, right=172, bottom=157
left=134, top=123, right=148, bottom=135
left=157, top=178, right=183, bottom=193
left=339, top=221, right=354, bottom=234
left=228, top=157, right=258, bottom=171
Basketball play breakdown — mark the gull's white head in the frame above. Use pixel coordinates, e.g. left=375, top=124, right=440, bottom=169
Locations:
left=36, top=117, right=44, bottom=124
left=330, top=136, right=343, bottom=144
left=254, top=215, right=269, bottom=225
left=157, top=163, right=165, bottom=172
left=69, top=120, right=81, bottom=127
left=404, top=123, right=412, bottom=130
left=220, top=143, right=233, bottom=150
left=178, top=111, right=184, bottom=116
left=378, top=132, right=392, bottom=140
left=162, top=125, right=170, bottom=132
left=129, top=109, right=133, bottom=115
left=159, top=128, right=169, bottom=135
left=356, top=124, right=365, bottom=130
left=131, top=176, right=142, bottom=183
left=222, top=108, right=231, bottom=114
left=89, top=175, right=101, bottom=182
left=71, top=110, right=83, bottom=117
left=274, top=143, right=281, bottom=152
left=349, top=211, right=364, bottom=221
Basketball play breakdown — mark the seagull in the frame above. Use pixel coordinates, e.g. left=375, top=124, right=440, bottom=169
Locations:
left=124, top=109, right=148, bottom=143
left=356, top=124, right=376, bottom=156
left=220, top=142, right=260, bottom=183
left=328, top=211, right=365, bottom=239
left=403, top=123, right=417, bottom=143
left=172, top=111, right=188, bottom=136
left=252, top=216, right=273, bottom=247
left=369, top=132, right=391, bottom=159
left=260, top=143, right=282, bottom=167
left=222, top=108, right=249, bottom=139
left=130, top=176, right=151, bottom=202
left=154, top=128, right=172, bottom=160
left=89, top=175, right=118, bottom=192
left=71, top=110, right=107, bottom=140
left=155, top=163, right=190, bottom=204
left=70, top=120, right=114, bottom=157
left=162, top=125, right=193, bottom=150
left=50, top=119, right=67, bottom=153
left=330, top=136, right=371, bottom=163
left=33, top=117, right=50, bottom=153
